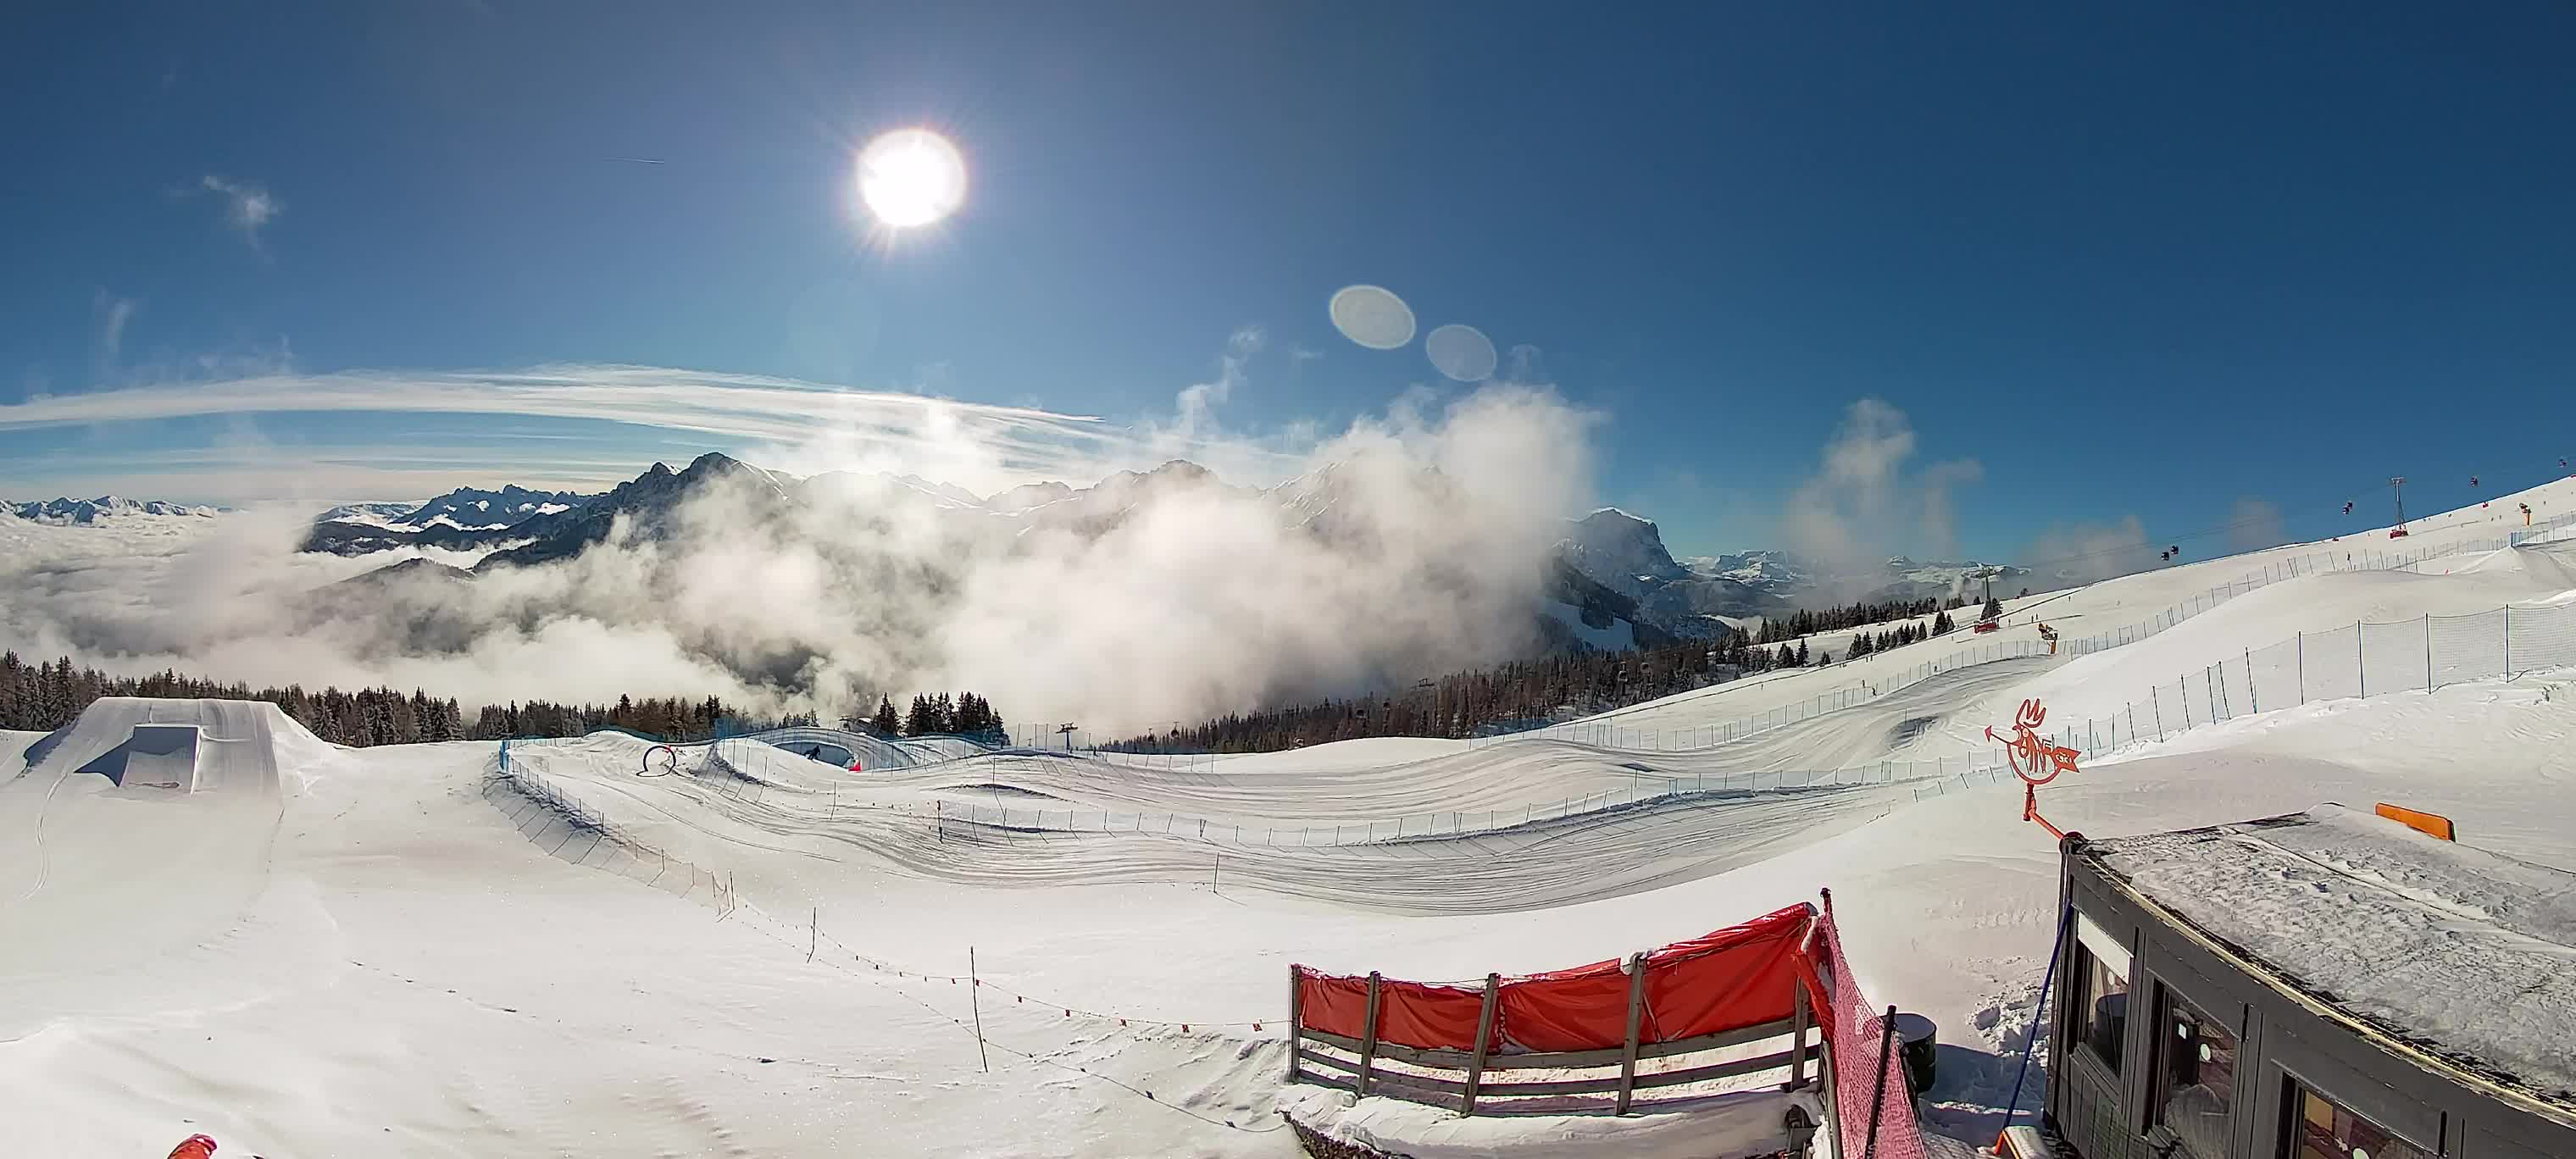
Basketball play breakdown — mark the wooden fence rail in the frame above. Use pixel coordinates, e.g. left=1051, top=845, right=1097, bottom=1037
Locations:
left=1286, top=962, right=1821, bottom=1115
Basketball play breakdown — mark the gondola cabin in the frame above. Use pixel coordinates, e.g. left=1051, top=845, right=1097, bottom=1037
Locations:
left=2032, top=804, right=2576, bottom=1158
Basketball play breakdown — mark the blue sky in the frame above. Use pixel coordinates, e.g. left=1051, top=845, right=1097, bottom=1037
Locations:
left=4, top=2, right=2573, bottom=562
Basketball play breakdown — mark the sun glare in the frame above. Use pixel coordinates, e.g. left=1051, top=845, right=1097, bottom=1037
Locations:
left=856, top=128, right=968, bottom=229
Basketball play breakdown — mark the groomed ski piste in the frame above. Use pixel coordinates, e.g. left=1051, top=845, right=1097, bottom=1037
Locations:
left=10, top=480, right=2576, bottom=1156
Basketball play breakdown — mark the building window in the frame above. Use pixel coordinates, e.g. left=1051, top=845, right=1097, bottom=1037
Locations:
left=2151, top=987, right=2239, bottom=1159
left=2071, top=913, right=2130, bottom=1073
left=2285, top=1078, right=2430, bottom=1159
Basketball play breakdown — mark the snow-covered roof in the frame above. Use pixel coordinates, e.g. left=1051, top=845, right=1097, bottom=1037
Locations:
left=2085, top=805, right=2576, bottom=1106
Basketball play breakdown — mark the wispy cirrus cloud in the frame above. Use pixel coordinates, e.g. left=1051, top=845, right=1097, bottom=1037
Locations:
left=197, top=175, right=281, bottom=248
left=0, top=362, right=1317, bottom=502
left=92, top=290, right=136, bottom=367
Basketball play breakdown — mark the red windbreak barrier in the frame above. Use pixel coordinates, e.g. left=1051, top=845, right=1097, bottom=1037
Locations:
left=1295, top=971, right=1488, bottom=1051
left=1498, top=955, right=1635, bottom=1052
left=1376, top=979, right=1487, bottom=1050
left=1308, top=903, right=1818, bottom=1055
left=1641, top=905, right=1812, bottom=1043
left=1296, top=972, right=1374, bottom=1041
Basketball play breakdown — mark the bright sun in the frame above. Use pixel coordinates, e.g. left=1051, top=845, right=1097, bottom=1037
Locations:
left=856, top=128, right=967, bottom=229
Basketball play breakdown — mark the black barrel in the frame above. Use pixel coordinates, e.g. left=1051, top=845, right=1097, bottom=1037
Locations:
left=1892, top=1012, right=1938, bottom=1093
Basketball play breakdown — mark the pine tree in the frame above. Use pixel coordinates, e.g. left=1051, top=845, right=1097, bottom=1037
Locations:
left=870, top=696, right=899, bottom=735
left=904, top=694, right=935, bottom=736
left=1795, top=640, right=1810, bottom=666
left=1982, top=596, right=2003, bottom=621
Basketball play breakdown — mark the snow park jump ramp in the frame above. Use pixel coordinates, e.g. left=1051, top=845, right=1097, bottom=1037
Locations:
left=0, top=698, right=329, bottom=983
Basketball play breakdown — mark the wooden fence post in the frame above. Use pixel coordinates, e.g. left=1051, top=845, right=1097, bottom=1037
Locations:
left=1357, top=972, right=1385, bottom=1096
left=1285, top=965, right=1304, bottom=1083
left=1463, top=973, right=1501, bottom=1114
left=1789, top=978, right=1811, bottom=1089
left=1616, top=951, right=1648, bottom=1114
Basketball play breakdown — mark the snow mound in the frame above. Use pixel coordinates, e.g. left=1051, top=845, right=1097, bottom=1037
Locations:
left=2458, top=543, right=2576, bottom=592
left=23, top=697, right=335, bottom=796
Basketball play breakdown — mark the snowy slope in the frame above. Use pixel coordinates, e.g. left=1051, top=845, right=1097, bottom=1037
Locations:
left=12, top=476, right=2576, bottom=1156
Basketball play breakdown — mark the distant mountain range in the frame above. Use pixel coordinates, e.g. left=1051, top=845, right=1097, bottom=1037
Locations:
left=4, top=496, right=225, bottom=524
left=303, top=485, right=599, bottom=554
left=1553, top=507, right=2030, bottom=635
left=296, top=456, right=2031, bottom=654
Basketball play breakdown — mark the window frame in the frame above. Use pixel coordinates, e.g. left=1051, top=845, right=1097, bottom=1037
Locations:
left=2150, top=979, right=2246, bottom=1159
left=2069, top=911, right=2134, bottom=1077
left=2278, top=1072, right=2436, bottom=1159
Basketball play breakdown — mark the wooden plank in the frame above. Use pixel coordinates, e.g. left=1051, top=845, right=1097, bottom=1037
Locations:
left=1468, top=1073, right=1624, bottom=1098
left=1297, top=1049, right=1363, bottom=1076
left=1285, top=964, right=1303, bottom=1084
left=1789, top=979, right=1810, bottom=1089
left=1616, top=952, right=1648, bottom=1115
left=1296, top=1017, right=1800, bottom=1071
left=1629, top=1045, right=1818, bottom=1091
left=1308, top=1045, right=1824, bottom=1108
left=1356, top=971, right=1384, bottom=1097
left=1475, top=1045, right=1818, bottom=1099
left=1463, top=973, right=1500, bottom=1113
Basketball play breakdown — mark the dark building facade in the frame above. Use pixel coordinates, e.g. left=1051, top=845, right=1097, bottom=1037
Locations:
left=2040, top=807, right=2576, bottom=1159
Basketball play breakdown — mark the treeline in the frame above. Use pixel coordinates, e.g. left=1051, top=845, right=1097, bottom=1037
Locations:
left=463, top=696, right=802, bottom=744
left=0, top=651, right=1008, bottom=750
left=1748, top=595, right=1966, bottom=646
left=1109, top=631, right=1840, bottom=754
left=1846, top=612, right=1955, bottom=659
left=1110, top=591, right=2015, bottom=754
left=3, top=651, right=469, bottom=746
left=864, top=691, right=1008, bottom=739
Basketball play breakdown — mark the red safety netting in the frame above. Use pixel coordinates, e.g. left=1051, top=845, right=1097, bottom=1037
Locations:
left=1298, top=903, right=1817, bottom=1054
left=1814, top=899, right=1929, bottom=1159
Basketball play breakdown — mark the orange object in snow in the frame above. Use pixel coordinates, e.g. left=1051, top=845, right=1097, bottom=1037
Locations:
left=169, top=1136, right=218, bottom=1159
left=2376, top=802, right=2457, bottom=842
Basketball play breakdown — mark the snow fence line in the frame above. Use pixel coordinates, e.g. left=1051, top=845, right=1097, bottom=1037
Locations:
left=1485, top=524, right=2552, bottom=758
left=483, top=741, right=1288, bottom=1034
left=706, top=734, right=2007, bottom=847
left=1907, top=593, right=2576, bottom=812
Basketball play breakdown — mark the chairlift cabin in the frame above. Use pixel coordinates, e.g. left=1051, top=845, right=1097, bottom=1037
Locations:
left=2030, top=805, right=2576, bottom=1159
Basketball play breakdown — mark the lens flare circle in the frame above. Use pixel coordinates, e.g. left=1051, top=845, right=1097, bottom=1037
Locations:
left=856, top=128, right=968, bottom=228
left=1424, top=324, right=1498, bottom=381
left=1329, top=285, right=1417, bottom=350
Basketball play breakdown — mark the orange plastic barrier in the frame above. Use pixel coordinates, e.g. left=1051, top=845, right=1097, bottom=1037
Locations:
left=2376, top=801, right=2457, bottom=841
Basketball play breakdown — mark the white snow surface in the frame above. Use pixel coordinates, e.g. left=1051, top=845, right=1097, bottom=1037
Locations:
left=9, top=475, right=2576, bottom=1155
left=1543, top=598, right=1638, bottom=652
left=2093, top=804, right=2576, bottom=1101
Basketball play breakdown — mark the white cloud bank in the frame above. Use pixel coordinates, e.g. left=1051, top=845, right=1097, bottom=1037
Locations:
left=2, top=357, right=1599, bottom=736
